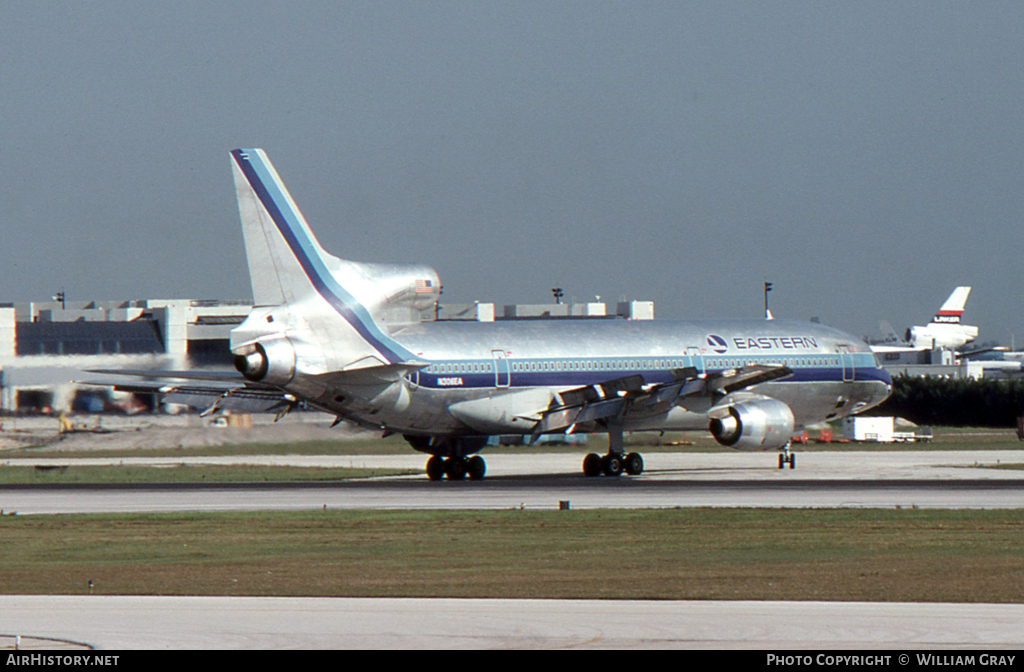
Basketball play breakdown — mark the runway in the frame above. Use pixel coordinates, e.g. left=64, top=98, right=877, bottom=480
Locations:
left=2, top=450, right=1023, bottom=649
left=3, top=596, right=1024, bottom=650
left=2, top=450, right=1023, bottom=514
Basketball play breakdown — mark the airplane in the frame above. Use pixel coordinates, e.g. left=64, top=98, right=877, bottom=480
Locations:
left=93, top=148, right=893, bottom=480
left=870, top=287, right=978, bottom=353
left=957, top=347, right=1024, bottom=374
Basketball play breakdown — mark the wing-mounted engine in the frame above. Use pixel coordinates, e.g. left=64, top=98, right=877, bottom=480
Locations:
left=708, top=396, right=795, bottom=450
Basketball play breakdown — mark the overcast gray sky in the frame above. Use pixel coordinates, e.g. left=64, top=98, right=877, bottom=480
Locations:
left=2, top=1, right=1022, bottom=344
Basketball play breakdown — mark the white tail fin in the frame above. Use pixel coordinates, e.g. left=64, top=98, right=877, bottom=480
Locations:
left=231, top=149, right=333, bottom=306
left=230, top=148, right=416, bottom=364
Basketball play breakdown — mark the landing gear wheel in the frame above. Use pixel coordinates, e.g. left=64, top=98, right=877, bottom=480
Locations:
left=445, top=457, right=468, bottom=481
left=467, top=455, right=486, bottom=480
left=624, top=452, right=644, bottom=476
left=426, top=456, right=444, bottom=481
left=602, top=453, right=624, bottom=477
left=583, top=453, right=602, bottom=477
left=778, top=450, right=796, bottom=470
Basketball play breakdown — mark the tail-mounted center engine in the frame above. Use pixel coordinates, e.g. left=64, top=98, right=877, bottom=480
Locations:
left=234, top=337, right=298, bottom=386
left=708, top=398, right=795, bottom=450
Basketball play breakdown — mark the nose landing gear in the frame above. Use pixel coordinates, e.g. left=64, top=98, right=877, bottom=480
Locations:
left=778, top=443, right=796, bottom=469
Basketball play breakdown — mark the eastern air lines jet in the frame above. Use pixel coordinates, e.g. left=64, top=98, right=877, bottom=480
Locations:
left=100, top=149, right=893, bottom=480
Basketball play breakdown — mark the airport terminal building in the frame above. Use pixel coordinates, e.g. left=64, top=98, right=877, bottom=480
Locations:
left=0, top=299, right=250, bottom=413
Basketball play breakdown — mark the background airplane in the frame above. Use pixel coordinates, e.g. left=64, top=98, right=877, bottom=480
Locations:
left=871, top=287, right=978, bottom=354
left=957, top=347, right=1024, bottom=374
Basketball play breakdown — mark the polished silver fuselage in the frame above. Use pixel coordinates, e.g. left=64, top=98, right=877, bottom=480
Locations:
left=320, top=317, right=891, bottom=438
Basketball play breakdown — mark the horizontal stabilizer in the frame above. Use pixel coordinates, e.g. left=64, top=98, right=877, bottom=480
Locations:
left=85, top=368, right=251, bottom=383
left=79, top=377, right=293, bottom=415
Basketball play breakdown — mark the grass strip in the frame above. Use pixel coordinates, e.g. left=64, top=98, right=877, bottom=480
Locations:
left=0, top=508, right=1021, bottom=602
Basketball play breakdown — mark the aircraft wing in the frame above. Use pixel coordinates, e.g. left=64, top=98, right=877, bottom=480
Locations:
left=705, top=364, right=794, bottom=396
left=532, top=364, right=792, bottom=434
left=956, top=347, right=1010, bottom=359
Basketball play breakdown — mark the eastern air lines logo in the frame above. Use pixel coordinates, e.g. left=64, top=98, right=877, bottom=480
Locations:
left=706, top=334, right=729, bottom=354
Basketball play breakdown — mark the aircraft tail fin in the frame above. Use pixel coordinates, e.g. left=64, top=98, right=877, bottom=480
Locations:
left=932, top=286, right=971, bottom=324
left=878, top=320, right=902, bottom=344
left=230, top=148, right=416, bottom=365
left=231, top=148, right=334, bottom=306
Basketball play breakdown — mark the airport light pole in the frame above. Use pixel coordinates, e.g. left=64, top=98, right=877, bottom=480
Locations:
left=764, top=281, right=773, bottom=320
left=552, top=287, right=563, bottom=305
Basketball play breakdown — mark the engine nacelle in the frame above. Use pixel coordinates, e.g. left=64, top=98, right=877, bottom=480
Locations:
left=234, top=337, right=297, bottom=386
left=708, top=398, right=795, bottom=451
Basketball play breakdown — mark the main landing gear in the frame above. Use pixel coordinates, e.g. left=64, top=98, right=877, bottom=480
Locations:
left=425, top=455, right=487, bottom=481
left=405, top=435, right=489, bottom=482
left=582, top=451, right=644, bottom=477
left=582, top=425, right=644, bottom=477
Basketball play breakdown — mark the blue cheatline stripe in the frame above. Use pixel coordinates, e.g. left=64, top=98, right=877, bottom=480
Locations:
left=415, top=355, right=891, bottom=389
left=231, top=149, right=414, bottom=364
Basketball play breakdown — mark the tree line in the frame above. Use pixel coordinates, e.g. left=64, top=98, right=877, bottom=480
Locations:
left=873, top=375, right=1024, bottom=427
